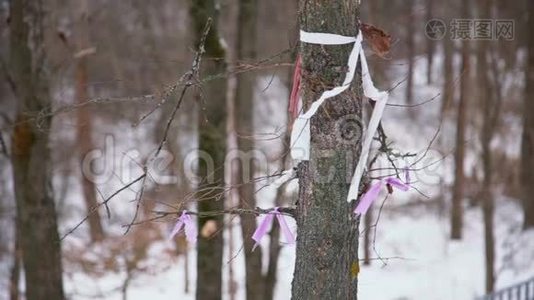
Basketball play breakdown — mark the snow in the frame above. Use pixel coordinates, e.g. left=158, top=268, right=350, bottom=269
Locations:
left=358, top=198, right=534, bottom=300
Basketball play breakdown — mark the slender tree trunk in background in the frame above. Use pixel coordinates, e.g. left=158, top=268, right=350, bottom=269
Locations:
left=9, top=0, right=65, bottom=299
left=481, top=95, right=496, bottom=294
left=263, top=68, right=297, bottom=300
left=477, top=0, right=496, bottom=292
left=263, top=132, right=291, bottom=300
left=441, top=32, right=454, bottom=113
left=9, top=226, right=20, bottom=300
left=190, top=1, right=226, bottom=299
left=233, top=0, right=264, bottom=298
left=451, top=0, right=470, bottom=239
left=75, top=0, right=105, bottom=243
left=224, top=3, right=239, bottom=299
left=438, top=13, right=454, bottom=209
left=363, top=207, right=373, bottom=265
left=426, top=0, right=434, bottom=84
left=521, top=0, right=534, bottom=229
left=225, top=3, right=238, bottom=299
left=292, top=1, right=362, bottom=298
left=405, top=0, right=415, bottom=106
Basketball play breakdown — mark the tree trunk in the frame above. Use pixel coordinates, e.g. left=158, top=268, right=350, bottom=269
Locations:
left=292, top=1, right=362, bottom=299
left=75, top=0, right=105, bottom=243
left=426, top=0, right=434, bottom=84
left=9, top=0, right=65, bottom=299
left=363, top=207, right=373, bottom=265
left=233, top=0, right=264, bottom=298
left=481, top=131, right=495, bottom=294
left=190, top=1, right=226, bottom=299
left=479, top=46, right=496, bottom=295
left=263, top=132, right=291, bottom=300
left=405, top=0, right=415, bottom=106
left=9, top=225, right=20, bottom=300
left=441, top=31, right=454, bottom=113
left=521, top=0, right=534, bottom=229
left=451, top=0, right=470, bottom=240
left=477, top=0, right=498, bottom=291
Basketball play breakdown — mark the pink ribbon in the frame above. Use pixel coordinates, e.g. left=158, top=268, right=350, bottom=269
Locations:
left=252, top=207, right=295, bottom=251
left=353, top=175, right=410, bottom=215
left=169, top=210, right=197, bottom=244
left=385, top=177, right=410, bottom=192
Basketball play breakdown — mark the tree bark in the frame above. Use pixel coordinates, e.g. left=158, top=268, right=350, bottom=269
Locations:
left=233, top=0, right=264, bottom=298
left=362, top=207, right=373, bottom=265
left=9, top=0, right=65, bottom=299
left=9, top=225, right=20, bottom=300
left=441, top=31, right=454, bottom=113
left=75, top=0, right=105, bottom=243
left=292, top=1, right=362, bottom=299
left=521, top=0, right=534, bottom=229
left=190, top=1, right=226, bottom=299
left=476, top=0, right=496, bottom=292
left=405, top=0, right=415, bottom=106
left=481, top=123, right=495, bottom=294
left=451, top=0, right=470, bottom=240
left=426, top=0, right=434, bottom=84
left=479, top=45, right=496, bottom=295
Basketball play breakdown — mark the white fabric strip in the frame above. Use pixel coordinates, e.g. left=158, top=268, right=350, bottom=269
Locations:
left=346, top=46, right=389, bottom=202
left=300, top=30, right=358, bottom=45
left=284, top=29, right=389, bottom=204
left=290, top=30, right=362, bottom=160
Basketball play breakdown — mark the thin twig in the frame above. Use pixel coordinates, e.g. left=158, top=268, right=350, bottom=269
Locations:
left=153, top=206, right=296, bottom=219
left=372, top=194, right=389, bottom=266
left=123, top=19, right=214, bottom=233
left=60, top=173, right=146, bottom=241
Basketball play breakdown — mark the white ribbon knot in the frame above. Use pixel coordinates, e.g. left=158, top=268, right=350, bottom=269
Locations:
left=290, top=29, right=389, bottom=203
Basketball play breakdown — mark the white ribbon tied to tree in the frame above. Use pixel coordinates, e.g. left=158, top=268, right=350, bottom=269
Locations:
left=290, top=29, right=389, bottom=207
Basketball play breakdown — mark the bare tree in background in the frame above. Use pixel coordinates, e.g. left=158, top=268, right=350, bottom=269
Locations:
left=292, top=0, right=361, bottom=298
left=190, top=1, right=226, bottom=298
left=405, top=0, right=415, bottom=106
left=521, top=0, right=534, bottom=229
left=9, top=0, right=65, bottom=298
left=450, top=0, right=470, bottom=240
left=477, top=1, right=495, bottom=291
left=233, top=0, right=265, bottom=298
left=441, top=28, right=454, bottom=113
left=426, top=0, right=435, bottom=84
left=75, top=0, right=105, bottom=243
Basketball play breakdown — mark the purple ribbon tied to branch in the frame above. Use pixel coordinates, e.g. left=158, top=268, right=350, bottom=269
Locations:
left=252, top=207, right=295, bottom=251
left=353, top=175, right=410, bottom=215
left=169, top=210, right=197, bottom=244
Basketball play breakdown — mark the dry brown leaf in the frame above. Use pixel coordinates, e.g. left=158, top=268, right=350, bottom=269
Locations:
left=361, top=22, right=392, bottom=59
